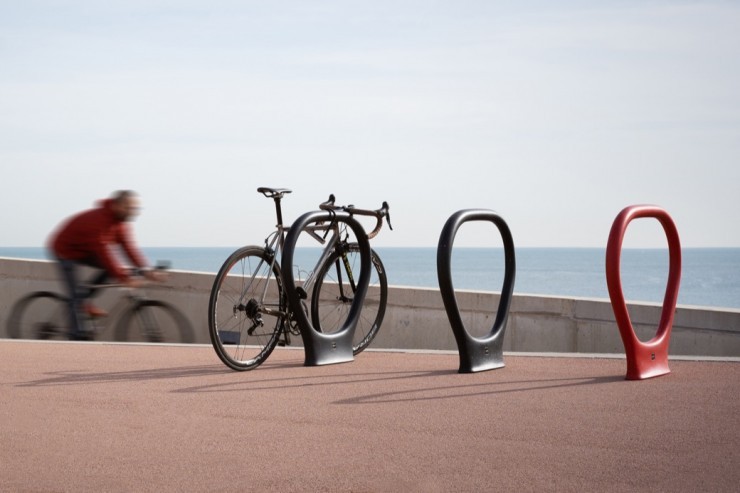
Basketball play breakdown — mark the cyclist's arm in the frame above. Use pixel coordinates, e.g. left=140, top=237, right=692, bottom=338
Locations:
left=93, top=238, right=130, bottom=282
left=107, top=225, right=166, bottom=285
left=116, top=223, right=150, bottom=272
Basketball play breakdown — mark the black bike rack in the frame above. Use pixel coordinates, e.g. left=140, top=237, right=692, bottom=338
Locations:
left=437, top=209, right=516, bottom=373
left=282, top=210, right=372, bottom=366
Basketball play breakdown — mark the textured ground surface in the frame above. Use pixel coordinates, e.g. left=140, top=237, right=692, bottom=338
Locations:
left=1, top=340, right=738, bottom=492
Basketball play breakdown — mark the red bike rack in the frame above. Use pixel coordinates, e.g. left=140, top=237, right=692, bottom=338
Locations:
left=605, top=205, right=681, bottom=380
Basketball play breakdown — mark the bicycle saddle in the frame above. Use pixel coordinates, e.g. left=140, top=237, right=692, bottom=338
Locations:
left=258, top=187, right=292, bottom=199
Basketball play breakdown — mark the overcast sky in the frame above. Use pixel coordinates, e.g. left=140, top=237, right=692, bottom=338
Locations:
left=1, top=1, right=738, bottom=248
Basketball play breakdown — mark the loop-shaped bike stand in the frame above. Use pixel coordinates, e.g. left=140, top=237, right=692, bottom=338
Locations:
left=606, top=205, right=682, bottom=380
left=282, top=211, right=372, bottom=366
left=437, top=209, right=516, bottom=373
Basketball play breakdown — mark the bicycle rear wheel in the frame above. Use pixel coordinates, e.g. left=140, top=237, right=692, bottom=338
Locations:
left=208, top=246, right=286, bottom=371
left=6, top=291, right=71, bottom=340
left=311, top=244, right=387, bottom=355
left=115, top=300, right=194, bottom=343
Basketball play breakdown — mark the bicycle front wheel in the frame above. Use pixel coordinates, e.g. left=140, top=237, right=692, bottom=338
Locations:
left=208, top=246, right=286, bottom=371
left=115, top=300, right=194, bottom=344
left=311, top=244, right=387, bottom=355
left=6, top=291, right=71, bottom=340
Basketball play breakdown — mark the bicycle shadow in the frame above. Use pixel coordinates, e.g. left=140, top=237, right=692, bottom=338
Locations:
left=15, top=364, right=226, bottom=387
left=171, top=366, right=458, bottom=395
left=12, top=354, right=315, bottom=388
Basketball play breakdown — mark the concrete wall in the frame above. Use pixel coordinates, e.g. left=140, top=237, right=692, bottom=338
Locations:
left=2, top=257, right=739, bottom=356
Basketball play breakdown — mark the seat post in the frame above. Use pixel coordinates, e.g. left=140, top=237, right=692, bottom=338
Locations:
left=273, top=197, right=284, bottom=228
left=257, top=187, right=291, bottom=228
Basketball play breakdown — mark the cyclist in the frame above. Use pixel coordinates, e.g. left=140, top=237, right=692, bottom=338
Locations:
left=48, top=190, right=166, bottom=340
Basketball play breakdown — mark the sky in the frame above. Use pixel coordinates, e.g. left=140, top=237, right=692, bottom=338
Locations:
left=1, top=0, right=738, bottom=249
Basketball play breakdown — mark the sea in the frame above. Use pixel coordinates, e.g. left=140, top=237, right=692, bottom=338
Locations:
left=1, top=247, right=739, bottom=310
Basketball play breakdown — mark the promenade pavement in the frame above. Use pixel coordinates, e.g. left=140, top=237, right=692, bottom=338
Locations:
left=1, top=340, right=738, bottom=492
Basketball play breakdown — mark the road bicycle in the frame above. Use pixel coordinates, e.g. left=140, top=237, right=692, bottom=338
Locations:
left=208, top=187, right=391, bottom=371
left=6, top=266, right=194, bottom=344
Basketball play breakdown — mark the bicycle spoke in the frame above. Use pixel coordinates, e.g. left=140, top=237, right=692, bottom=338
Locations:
left=311, top=244, right=387, bottom=355
left=7, top=292, right=70, bottom=341
left=208, top=247, right=285, bottom=371
left=116, top=300, right=192, bottom=344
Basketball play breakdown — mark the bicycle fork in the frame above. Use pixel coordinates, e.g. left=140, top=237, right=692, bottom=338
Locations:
left=336, top=250, right=357, bottom=303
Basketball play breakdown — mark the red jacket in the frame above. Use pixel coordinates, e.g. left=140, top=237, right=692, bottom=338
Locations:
left=49, top=199, right=148, bottom=281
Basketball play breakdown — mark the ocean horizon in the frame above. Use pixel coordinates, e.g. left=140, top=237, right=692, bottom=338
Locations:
left=1, top=246, right=739, bottom=310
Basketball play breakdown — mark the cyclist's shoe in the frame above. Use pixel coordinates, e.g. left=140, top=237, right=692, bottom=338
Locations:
left=84, top=303, right=108, bottom=319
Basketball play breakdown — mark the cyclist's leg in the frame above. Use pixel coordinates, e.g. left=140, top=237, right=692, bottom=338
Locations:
left=84, top=268, right=109, bottom=297
left=55, top=257, right=89, bottom=339
left=81, top=266, right=109, bottom=318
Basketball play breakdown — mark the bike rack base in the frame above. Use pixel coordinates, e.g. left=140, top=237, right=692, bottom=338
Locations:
left=437, top=209, right=516, bottom=373
left=301, top=337, right=355, bottom=367
left=282, top=211, right=372, bottom=367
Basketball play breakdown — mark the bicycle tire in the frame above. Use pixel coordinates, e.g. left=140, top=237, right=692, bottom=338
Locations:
left=115, top=299, right=194, bottom=344
left=311, top=244, right=387, bottom=355
left=6, top=291, right=71, bottom=340
left=208, top=246, right=286, bottom=371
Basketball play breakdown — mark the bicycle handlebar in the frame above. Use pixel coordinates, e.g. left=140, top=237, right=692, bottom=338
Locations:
left=319, top=194, right=393, bottom=240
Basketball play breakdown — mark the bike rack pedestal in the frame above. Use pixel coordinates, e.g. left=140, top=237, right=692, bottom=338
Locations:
left=606, top=205, right=682, bottom=380
left=437, top=209, right=516, bottom=373
left=282, top=211, right=372, bottom=366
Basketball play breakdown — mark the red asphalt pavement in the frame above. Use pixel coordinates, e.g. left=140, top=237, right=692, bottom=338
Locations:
left=1, top=340, right=738, bottom=492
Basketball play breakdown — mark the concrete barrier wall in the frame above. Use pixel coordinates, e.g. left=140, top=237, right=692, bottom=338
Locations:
left=2, top=257, right=739, bottom=356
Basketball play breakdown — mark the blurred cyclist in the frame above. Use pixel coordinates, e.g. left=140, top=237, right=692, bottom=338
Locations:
left=48, top=190, right=165, bottom=340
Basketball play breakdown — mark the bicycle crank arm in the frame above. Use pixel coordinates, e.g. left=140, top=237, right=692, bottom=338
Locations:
left=259, top=307, right=288, bottom=318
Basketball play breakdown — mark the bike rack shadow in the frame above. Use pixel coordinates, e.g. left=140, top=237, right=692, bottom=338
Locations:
left=437, top=209, right=516, bottom=373
left=282, top=211, right=372, bottom=366
left=333, top=374, right=624, bottom=405
left=170, top=365, right=623, bottom=403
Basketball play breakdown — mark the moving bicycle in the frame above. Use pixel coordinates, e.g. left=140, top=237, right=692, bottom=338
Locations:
left=47, top=190, right=167, bottom=339
left=6, top=265, right=194, bottom=343
left=6, top=189, right=193, bottom=343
